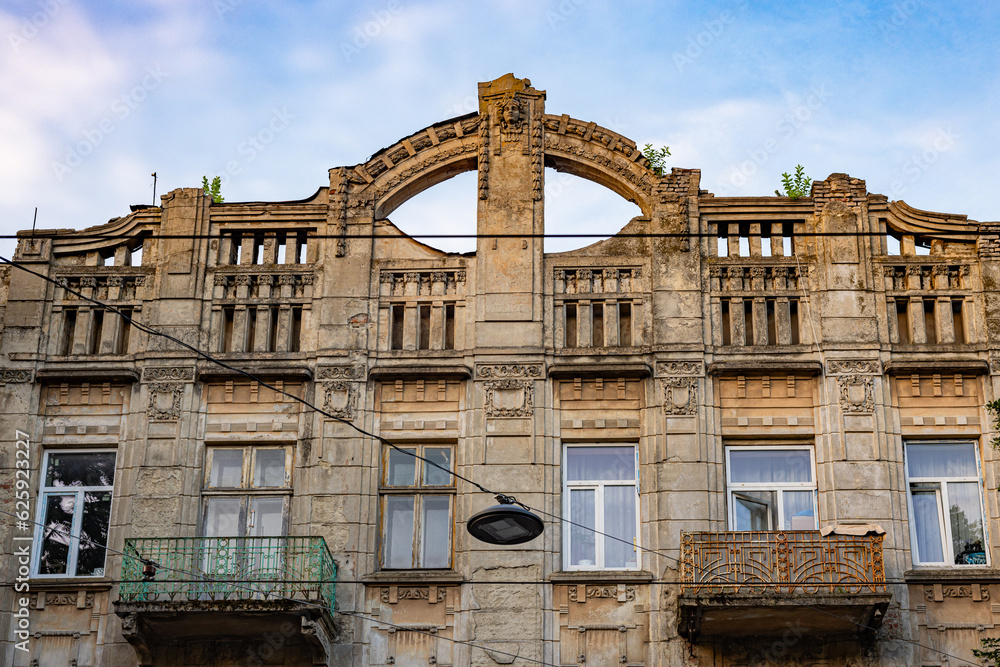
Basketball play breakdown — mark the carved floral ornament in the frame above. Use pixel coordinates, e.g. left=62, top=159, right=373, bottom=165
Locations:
left=827, top=359, right=880, bottom=375
left=655, top=361, right=703, bottom=376
left=316, top=365, right=362, bottom=380
left=662, top=377, right=697, bottom=415
left=476, top=363, right=543, bottom=380
left=142, top=367, right=195, bottom=382
left=838, top=374, right=874, bottom=414
left=0, top=369, right=33, bottom=383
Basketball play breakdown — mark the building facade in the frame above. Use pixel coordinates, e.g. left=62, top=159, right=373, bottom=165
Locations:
left=2, top=73, right=999, bottom=666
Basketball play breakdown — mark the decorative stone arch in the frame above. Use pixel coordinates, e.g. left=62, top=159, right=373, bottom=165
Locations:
left=339, top=111, right=658, bottom=221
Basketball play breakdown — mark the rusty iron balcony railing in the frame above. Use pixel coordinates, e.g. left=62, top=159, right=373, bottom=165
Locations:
left=680, top=531, right=886, bottom=596
left=119, top=536, right=337, bottom=609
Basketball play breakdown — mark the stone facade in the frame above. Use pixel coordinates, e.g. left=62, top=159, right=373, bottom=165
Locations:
left=1, top=73, right=999, bottom=666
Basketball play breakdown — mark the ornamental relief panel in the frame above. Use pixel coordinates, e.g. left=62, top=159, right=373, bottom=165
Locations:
left=838, top=375, right=874, bottom=414
left=147, top=382, right=183, bottom=421
left=662, top=377, right=697, bottom=415
left=485, top=379, right=534, bottom=418
left=322, top=381, right=356, bottom=420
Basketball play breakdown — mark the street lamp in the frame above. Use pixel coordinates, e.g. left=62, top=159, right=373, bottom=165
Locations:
left=466, top=495, right=544, bottom=545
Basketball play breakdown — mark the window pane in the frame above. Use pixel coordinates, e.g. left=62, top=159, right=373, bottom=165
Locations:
left=421, top=496, right=451, bottom=568
left=205, top=497, right=242, bottom=537
left=423, top=448, right=453, bottom=486
left=209, top=450, right=244, bottom=488
left=567, top=447, right=634, bottom=481
left=950, top=482, right=986, bottom=565
left=38, top=494, right=75, bottom=575
left=911, top=487, right=945, bottom=563
left=729, top=450, right=812, bottom=484
left=734, top=492, right=775, bottom=531
left=384, top=496, right=415, bottom=568
left=604, top=486, right=637, bottom=568
left=386, top=448, right=417, bottom=486
left=907, top=443, right=977, bottom=478
left=784, top=490, right=816, bottom=530
left=253, top=449, right=287, bottom=488
left=249, top=497, right=284, bottom=537
left=76, top=491, right=112, bottom=576
left=569, top=489, right=596, bottom=566
left=45, top=452, right=116, bottom=487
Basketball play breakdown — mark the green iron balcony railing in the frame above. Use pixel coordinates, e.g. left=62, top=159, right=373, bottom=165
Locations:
left=120, top=536, right=337, bottom=609
left=680, top=531, right=887, bottom=596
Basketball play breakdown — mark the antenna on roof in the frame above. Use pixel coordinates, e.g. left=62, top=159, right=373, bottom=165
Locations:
left=29, top=207, right=38, bottom=252
left=151, top=172, right=157, bottom=205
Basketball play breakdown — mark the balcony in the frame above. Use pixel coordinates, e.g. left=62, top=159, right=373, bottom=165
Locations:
left=115, top=536, right=337, bottom=665
left=678, top=531, right=891, bottom=641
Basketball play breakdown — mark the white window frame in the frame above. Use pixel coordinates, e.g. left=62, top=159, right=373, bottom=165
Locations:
left=201, top=444, right=293, bottom=538
left=379, top=444, right=456, bottom=570
left=563, top=443, right=640, bottom=571
left=904, top=440, right=989, bottom=567
left=32, top=449, right=117, bottom=578
left=725, top=445, right=818, bottom=531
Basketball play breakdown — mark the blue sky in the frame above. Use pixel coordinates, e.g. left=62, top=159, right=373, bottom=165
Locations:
left=2, top=0, right=998, bottom=257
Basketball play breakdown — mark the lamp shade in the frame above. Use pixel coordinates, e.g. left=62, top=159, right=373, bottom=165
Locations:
left=466, top=503, right=544, bottom=545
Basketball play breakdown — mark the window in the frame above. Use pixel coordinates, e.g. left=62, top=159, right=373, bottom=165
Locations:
left=564, top=445, right=639, bottom=570
left=906, top=442, right=987, bottom=566
left=380, top=446, right=454, bottom=569
left=202, top=445, right=292, bottom=538
left=33, top=451, right=116, bottom=577
left=726, top=447, right=816, bottom=531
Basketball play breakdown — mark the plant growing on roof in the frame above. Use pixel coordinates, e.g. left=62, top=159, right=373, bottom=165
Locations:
left=201, top=176, right=224, bottom=203
left=642, top=144, right=671, bottom=176
left=775, top=165, right=811, bottom=199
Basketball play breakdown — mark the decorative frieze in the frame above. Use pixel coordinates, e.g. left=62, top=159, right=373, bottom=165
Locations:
left=924, top=585, right=990, bottom=602
left=476, top=363, right=543, bottom=380
left=379, top=586, right=448, bottom=604
left=662, top=377, right=697, bottom=415
left=554, top=267, right=642, bottom=294
left=316, top=365, right=362, bottom=380
left=838, top=375, right=874, bottom=414
left=0, top=369, right=33, bottom=383
left=655, top=361, right=702, bottom=376
left=827, top=359, right=880, bottom=375
left=567, top=585, right=636, bottom=602
left=142, top=367, right=195, bottom=382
